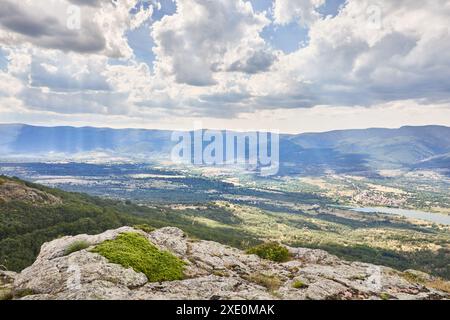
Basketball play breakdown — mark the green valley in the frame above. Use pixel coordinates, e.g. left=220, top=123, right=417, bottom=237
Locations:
left=1, top=175, right=449, bottom=280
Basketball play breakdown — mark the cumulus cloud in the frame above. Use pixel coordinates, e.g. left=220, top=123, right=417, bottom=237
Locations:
left=252, top=0, right=450, bottom=108
left=152, top=0, right=275, bottom=86
left=227, top=50, right=278, bottom=74
left=68, top=0, right=104, bottom=7
left=0, top=0, right=153, bottom=58
left=273, top=0, right=325, bottom=27
left=29, top=53, right=111, bottom=92
left=1, top=0, right=450, bottom=131
left=0, top=46, right=132, bottom=118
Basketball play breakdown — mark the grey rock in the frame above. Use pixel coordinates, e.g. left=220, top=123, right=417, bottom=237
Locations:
left=9, top=227, right=449, bottom=300
left=148, top=227, right=188, bottom=256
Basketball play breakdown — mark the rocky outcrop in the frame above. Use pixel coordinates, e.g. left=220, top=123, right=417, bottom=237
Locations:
left=7, top=227, right=449, bottom=300
left=0, top=179, right=61, bottom=205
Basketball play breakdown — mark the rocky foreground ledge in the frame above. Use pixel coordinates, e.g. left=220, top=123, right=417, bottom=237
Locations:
left=1, top=227, right=448, bottom=300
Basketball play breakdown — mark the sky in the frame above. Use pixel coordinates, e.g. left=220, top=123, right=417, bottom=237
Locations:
left=0, top=0, right=449, bottom=134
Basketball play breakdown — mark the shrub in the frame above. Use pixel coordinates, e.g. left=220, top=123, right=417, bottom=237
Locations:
left=64, top=240, right=90, bottom=256
left=247, top=242, right=290, bottom=263
left=292, top=280, right=307, bottom=289
left=380, top=292, right=391, bottom=300
left=133, top=224, right=155, bottom=233
left=91, top=232, right=185, bottom=282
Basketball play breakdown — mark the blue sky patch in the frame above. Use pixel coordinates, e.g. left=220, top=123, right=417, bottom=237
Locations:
left=262, top=22, right=309, bottom=53
left=152, top=0, right=177, bottom=20
left=250, top=0, right=273, bottom=13
left=318, top=0, right=346, bottom=17
left=127, top=24, right=156, bottom=68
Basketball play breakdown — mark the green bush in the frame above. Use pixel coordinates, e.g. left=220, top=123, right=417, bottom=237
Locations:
left=380, top=293, right=391, bottom=300
left=91, top=232, right=185, bottom=282
left=247, top=242, right=290, bottom=263
left=292, top=280, right=307, bottom=289
left=64, top=240, right=90, bottom=256
left=133, top=224, right=155, bottom=233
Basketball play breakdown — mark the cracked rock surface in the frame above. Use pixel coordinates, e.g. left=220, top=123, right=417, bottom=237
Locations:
left=8, top=227, right=449, bottom=300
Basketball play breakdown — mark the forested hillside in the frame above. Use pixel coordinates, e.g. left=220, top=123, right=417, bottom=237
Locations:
left=0, top=176, right=256, bottom=272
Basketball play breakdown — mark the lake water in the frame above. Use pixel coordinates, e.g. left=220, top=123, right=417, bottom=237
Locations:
left=350, top=207, right=450, bottom=226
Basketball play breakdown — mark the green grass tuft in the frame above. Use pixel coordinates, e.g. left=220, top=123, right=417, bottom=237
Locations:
left=292, top=280, right=307, bottom=289
left=92, top=232, right=185, bottom=282
left=247, top=242, right=290, bottom=263
left=64, top=240, right=91, bottom=256
left=380, top=293, right=391, bottom=300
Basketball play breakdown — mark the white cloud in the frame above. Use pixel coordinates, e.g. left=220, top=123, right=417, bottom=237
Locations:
left=250, top=0, right=450, bottom=109
left=0, top=0, right=450, bottom=132
left=273, top=0, right=325, bottom=27
left=0, top=0, right=153, bottom=58
left=0, top=70, right=23, bottom=96
left=152, top=0, right=274, bottom=86
left=1, top=47, right=131, bottom=116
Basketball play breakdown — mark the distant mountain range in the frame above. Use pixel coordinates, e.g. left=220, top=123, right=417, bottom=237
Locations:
left=1, top=124, right=450, bottom=175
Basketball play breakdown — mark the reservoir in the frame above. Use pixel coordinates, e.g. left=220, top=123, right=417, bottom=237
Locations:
left=350, top=207, right=450, bottom=226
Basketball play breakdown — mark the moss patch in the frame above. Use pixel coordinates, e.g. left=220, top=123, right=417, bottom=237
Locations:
left=247, top=242, right=290, bottom=263
left=292, top=280, right=307, bottom=289
left=380, top=292, right=391, bottom=300
left=92, top=232, right=185, bottom=282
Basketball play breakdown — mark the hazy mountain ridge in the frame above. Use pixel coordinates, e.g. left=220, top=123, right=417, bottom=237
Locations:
left=414, top=152, right=450, bottom=170
left=289, top=126, right=450, bottom=168
left=1, top=124, right=450, bottom=174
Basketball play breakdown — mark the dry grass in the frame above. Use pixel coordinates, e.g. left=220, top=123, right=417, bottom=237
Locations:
left=427, top=280, right=450, bottom=293
left=244, top=273, right=282, bottom=291
left=402, top=271, right=450, bottom=294
left=0, top=288, right=13, bottom=300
